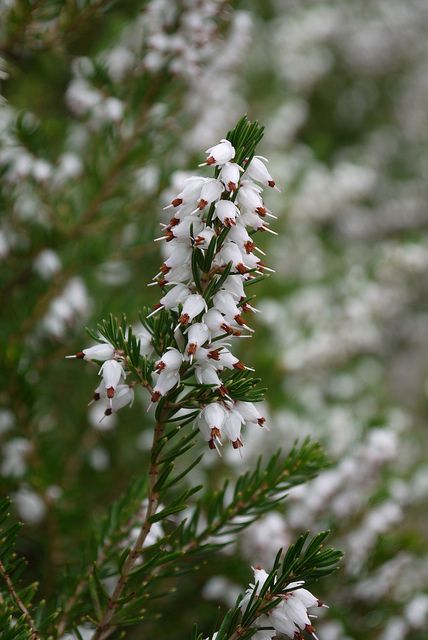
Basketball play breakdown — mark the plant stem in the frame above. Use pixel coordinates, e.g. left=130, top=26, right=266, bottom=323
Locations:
left=0, top=558, right=40, bottom=640
left=90, top=414, right=167, bottom=640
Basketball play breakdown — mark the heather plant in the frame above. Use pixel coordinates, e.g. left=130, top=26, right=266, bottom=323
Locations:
left=2, top=1, right=428, bottom=640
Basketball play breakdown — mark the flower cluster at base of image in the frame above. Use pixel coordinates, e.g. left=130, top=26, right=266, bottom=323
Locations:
left=240, top=567, right=325, bottom=640
left=67, top=118, right=278, bottom=451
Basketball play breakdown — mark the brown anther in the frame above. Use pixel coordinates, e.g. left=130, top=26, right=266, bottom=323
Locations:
left=258, top=417, right=266, bottom=426
left=160, top=264, right=170, bottom=274
left=179, top=313, right=190, bottom=325
left=241, top=302, right=251, bottom=312
left=194, top=235, right=204, bottom=245
left=206, top=156, right=215, bottom=165
left=151, top=391, right=161, bottom=402
left=93, top=392, right=100, bottom=401
left=171, top=197, right=183, bottom=207
left=165, top=229, right=174, bottom=242
left=208, top=438, right=216, bottom=449
left=104, top=408, right=112, bottom=416
left=233, top=361, right=245, bottom=370
left=256, top=206, right=266, bottom=216
left=232, top=438, right=243, bottom=449
left=208, top=349, right=221, bottom=361
left=217, top=385, right=228, bottom=397
left=211, top=427, right=221, bottom=439
left=197, top=199, right=208, bottom=210
left=268, top=179, right=275, bottom=188
left=76, top=351, right=85, bottom=359
left=155, top=362, right=166, bottom=371
left=152, top=303, right=162, bottom=311
left=232, top=328, right=242, bottom=336
left=220, top=322, right=234, bottom=335
left=158, top=279, right=167, bottom=287
left=244, top=241, right=255, bottom=254
left=228, top=181, right=237, bottom=191
left=234, top=314, right=246, bottom=326
left=225, top=218, right=236, bottom=228
left=236, top=263, right=247, bottom=274
left=187, top=343, right=197, bottom=355
left=107, top=387, right=115, bottom=399
left=169, top=217, right=180, bottom=227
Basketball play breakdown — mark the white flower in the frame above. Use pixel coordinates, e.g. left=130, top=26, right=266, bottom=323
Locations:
left=151, top=370, right=180, bottom=402
left=98, top=360, right=125, bottom=400
left=221, top=275, right=246, bottom=300
left=187, top=322, right=210, bottom=358
left=166, top=176, right=206, bottom=208
left=203, top=308, right=243, bottom=337
left=235, top=400, right=266, bottom=426
left=203, top=139, right=235, bottom=166
left=237, top=180, right=266, bottom=215
left=196, top=178, right=224, bottom=210
left=155, top=348, right=183, bottom=372
left=217, top=241, right=248, bottom=273
left=219, top=162, right=242, bottom=192
left=214, top=200, right=239, bottom=227
left=245, top=155, right=278, bottom=189
left=148, top=284, right=190, bottom=316
left=201, top=403, right=226, bottom=441
left=223, top=405, right=244, bottom=448
left=179, top=293, right=207, bottom=325
left=104, top=384, right=134, bottom=416
left=194, top=227, right=216, bottom=248
left=213, top=291, right=248, bottom=328
left=66, top=342, right=115, bottom=361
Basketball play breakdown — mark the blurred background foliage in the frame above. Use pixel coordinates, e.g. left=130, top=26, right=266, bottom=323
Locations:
left=1, top=0, right=428, bottom=638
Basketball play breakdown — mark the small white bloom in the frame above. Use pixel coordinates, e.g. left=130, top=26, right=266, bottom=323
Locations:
left=196, top=178, right=224, bottom=210
left=187, top=322, right=210, bottom=357
left=217, top=241, right=248, bottom=273
left=203, top=139, right=235, bottom=166
left=99, top=360, right=125, bottom=399
left=235, top=400, right=266, bottom=426
left=155, top=348, right=183, bottom=372
left=104, top=385, right=134, bottom=416
left=203, top=308, right=242, bottom=337
left=67, top=342, right=115, bottom=361
left=194, top=226, right=216, bottom=249
left=245, top=155, right=278, bottom=189
left=179, top=293, right=207, bottom=325
left=213, top=291, right=247, bottom=327
left=214, top=200, right=239, bottom=227
left=151, top=370, right=180, bottom=402
left=167, top=176, right=206, bottom=208
left=223, top=405, right=244, bottom=448
left=219, top=162, right=242, bottom=192
left=155, top=284, right=190, bottom=312
left=237, top=180, right=266, bottom=216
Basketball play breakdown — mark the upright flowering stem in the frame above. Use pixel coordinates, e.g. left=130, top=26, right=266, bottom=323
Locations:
left=91, top=413, right=167, bottom=640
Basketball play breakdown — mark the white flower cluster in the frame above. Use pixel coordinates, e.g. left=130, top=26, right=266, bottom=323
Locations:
left=146, top=137, right=278, bottom=451
left=240, top=567, right=326, bottom=640
left=66, top=326, right=153, bottom=419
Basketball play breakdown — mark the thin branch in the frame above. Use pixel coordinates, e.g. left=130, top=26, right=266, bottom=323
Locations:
left=0, top=558, right=40, bottom=640
left=90, top=413, right=167, bottom=640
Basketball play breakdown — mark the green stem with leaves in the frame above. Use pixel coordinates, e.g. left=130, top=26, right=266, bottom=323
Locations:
left=91, top=413, right=167, bottom=640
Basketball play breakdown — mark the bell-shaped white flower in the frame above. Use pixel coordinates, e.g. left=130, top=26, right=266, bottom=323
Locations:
left=201, top=403, right=226, bottom=442
left=217, top=241, right=248, bottom=273
left=157, top=263, right=192, bottom=285
left=268, top=605, right=298, bottom=638
left=235, top=400, right=266, bottom=426
left=160, top=215, right=203, bottom=242
left=194, top=363, right=223, bottom=389
left=221, top=275, right=246, bottom=300
left=202, top=139, right=235, bottom=166
left=212, top=291, right=248, bottom=328
left=245, top=155, right=278, bottom=189
left=219, top=162, right=242, bottom=192
left=160, top=244, right=192, bottom=272
left=223, top=405, right=244, bottom=448
left=214, top=200, right=239, bottom=227
left=166, top=176, right=206, bottom=208
left=187, top=322, right=210, bottom=358
left=151, top=370, right=180, bottom=402
left=237, top=180, right=266, bottom=216
left=155, top=348, right=183, bottom=373
left=203, top=308, right=242, bottom=337
left=148, top=284, right=190, bottom=316
left=196, top=178, right=224, bottom=210
left=179, top=293, right=207, bottom=325
left=104, top=384, right=134, bottom=416
left=66, top=342, right=115, bottom=361
left=194, top=226, right=216, bottom=249
left=99, top=359, right=126, bottom=400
